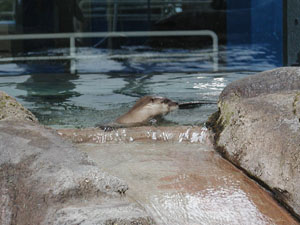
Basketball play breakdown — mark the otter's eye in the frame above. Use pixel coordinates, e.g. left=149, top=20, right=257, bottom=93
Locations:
left=151, top=98, right=154, bottom=103
left=162, top=99, right=169, bottom=104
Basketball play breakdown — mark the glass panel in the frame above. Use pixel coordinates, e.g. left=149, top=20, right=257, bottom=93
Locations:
left=0, top=0, right=299, bottom=128
left=0, top=0, right=292, bottom=75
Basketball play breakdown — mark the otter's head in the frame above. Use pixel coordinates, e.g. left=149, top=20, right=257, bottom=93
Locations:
left=139, top=96, right=178, bottom=117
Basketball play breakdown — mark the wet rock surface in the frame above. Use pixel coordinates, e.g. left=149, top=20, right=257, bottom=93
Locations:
left=0, top=120, right=154, bottom=225
left=57, top=124, right=298, bottom=224
left=78, top=141, right=299, bottom=225
left=57, top=126, right=212, bottom=145
left=208, top=67, right=300, bottom=219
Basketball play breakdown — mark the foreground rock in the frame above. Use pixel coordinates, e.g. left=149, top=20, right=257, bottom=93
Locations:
left=0, top=91, right=37, bottom=122
left=208, top=67, right=300, bottom=218
left=0, top=92, right=154, bottom=224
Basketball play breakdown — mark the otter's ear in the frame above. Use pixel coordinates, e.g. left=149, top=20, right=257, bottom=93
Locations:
left=162, top=99, right=169, bottom=104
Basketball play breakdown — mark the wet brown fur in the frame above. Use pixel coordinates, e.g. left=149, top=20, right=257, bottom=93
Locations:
left=126, top=96, right=153, bottom=114
left=115, top=96, right=178, bottom=125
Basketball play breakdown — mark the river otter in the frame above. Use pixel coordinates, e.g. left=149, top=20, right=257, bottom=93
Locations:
left=97, top=96, right=178, bottom=130
left=96, top=96, right=216, bottom=130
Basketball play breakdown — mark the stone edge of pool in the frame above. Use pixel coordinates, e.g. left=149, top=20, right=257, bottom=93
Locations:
left=56, top=126, right=213, bottom=146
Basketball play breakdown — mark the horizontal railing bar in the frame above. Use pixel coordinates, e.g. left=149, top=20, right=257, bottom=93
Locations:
left=0, top=52, right=214, bottom=62
left=0, top=30, right=217, bottom=40
left=80, top=0, right=212, bottom=4
left=0, top=56, right=73, bottom=62
left=109, top=53, right=214, bottom=58
left=0, top=30, right=218, bottom=72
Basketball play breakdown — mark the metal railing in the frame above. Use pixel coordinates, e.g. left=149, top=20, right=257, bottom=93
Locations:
left=79, top=0, right=212, bottom=20
left=0, top=30, right=218, bottom=74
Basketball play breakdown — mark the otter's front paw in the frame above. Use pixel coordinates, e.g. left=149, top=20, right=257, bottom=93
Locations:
left=96, top=124, right=115, bottom=132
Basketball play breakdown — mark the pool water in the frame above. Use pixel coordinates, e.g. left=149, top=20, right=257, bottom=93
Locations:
left=0, top=45, right=277, bottom=128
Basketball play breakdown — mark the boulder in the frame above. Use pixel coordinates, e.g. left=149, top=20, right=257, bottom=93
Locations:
left=208, top=67, right=300, bottom=218
left=0, top=91, right=155, bottom=225
left=0, top=91, right=38, bottom=122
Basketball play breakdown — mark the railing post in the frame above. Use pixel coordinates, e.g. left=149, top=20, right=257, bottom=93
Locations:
left=211, top=32, right=218, bottom=72
left=70, top=36, right=76, bottom=74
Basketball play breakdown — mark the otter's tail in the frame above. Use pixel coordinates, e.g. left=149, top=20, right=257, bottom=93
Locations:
left=178, top=101, right=217, bottom=109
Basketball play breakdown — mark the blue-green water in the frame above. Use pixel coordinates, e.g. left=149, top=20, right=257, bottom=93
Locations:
left=0, top=45, right=277, bottom=128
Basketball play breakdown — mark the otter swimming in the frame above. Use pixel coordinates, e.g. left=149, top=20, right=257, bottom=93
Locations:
left=96, top=96, right=216, bottom=130
left=116, top=96, right=178, bottom=125
left=97, top=96, right=178, bottom=130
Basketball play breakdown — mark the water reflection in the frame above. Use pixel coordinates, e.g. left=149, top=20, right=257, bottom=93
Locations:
left=113, top=74, right=154, bottom=97
left=14, top=73, right=82, bottom=127
left=0, top=44, right=278, bottom=75
left=16, top=73, right=80, bottom=103
left=193, top=77, right=226, bottom=90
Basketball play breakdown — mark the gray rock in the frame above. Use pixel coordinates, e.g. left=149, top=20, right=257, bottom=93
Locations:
left=220, top=67, right=300, bottom=100
left=208, top=67, right=300, bottom=218
left=0, top=91, right=155, bottom=225
left=0, top=91, right=38, bottom=122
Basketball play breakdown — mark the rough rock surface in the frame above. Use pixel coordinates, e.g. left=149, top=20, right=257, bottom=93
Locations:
left=0, top=91, right=37, bottom=122
left=208, top=67, right=300, bottom=218
left=0, top=92, right=155, bottom=225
